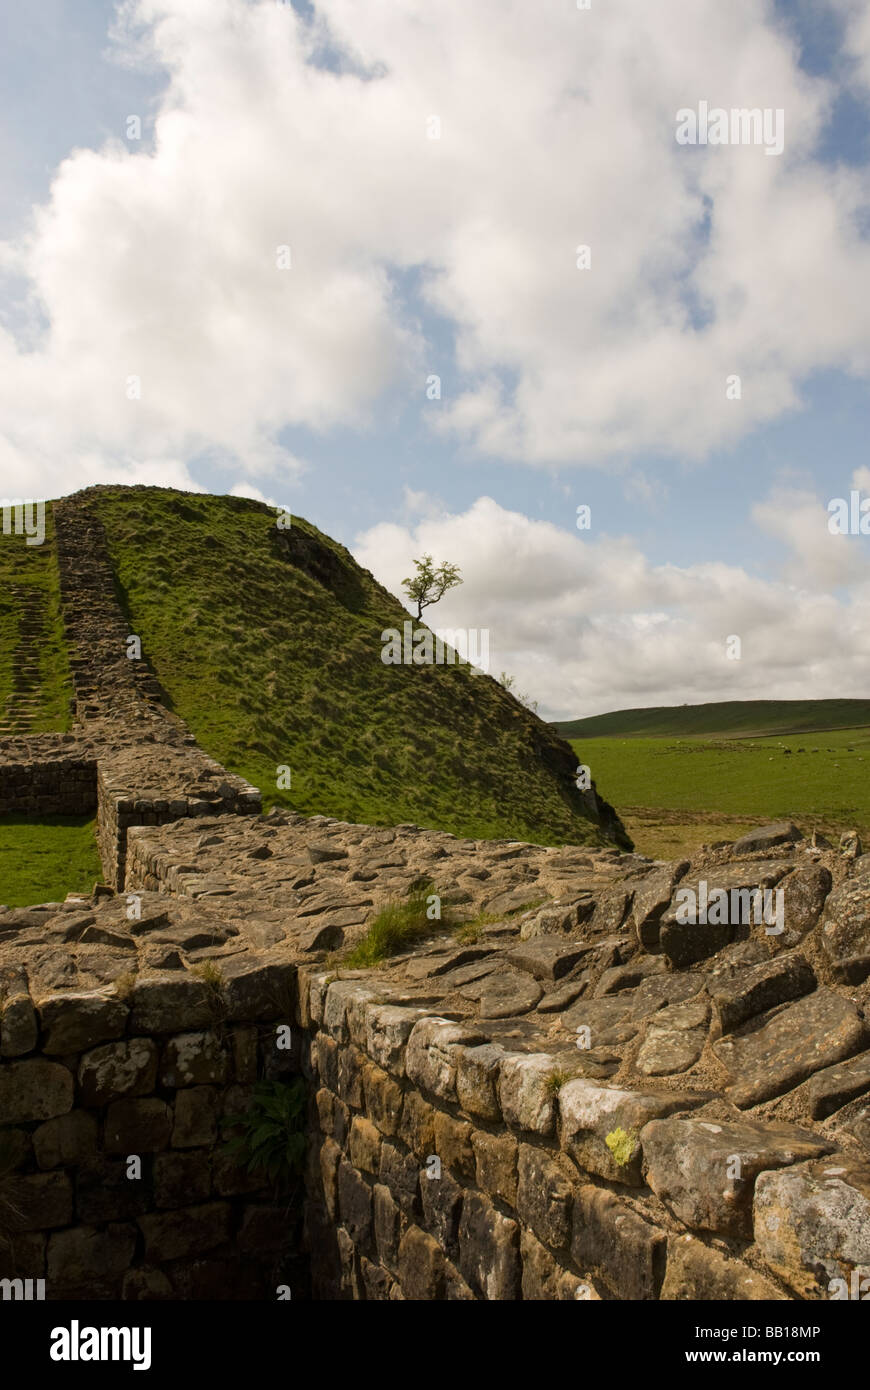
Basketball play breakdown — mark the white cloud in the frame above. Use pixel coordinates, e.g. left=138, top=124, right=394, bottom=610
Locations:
left=353, top=494, right=870, bottom=719
left=1, top=0, right=870, bottom=499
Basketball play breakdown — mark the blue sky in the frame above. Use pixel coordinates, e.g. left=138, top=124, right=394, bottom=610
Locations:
left=2, top=0, right=870, bottom=716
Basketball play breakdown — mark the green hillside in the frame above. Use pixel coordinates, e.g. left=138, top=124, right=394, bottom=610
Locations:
left=553, top=699, right=870, bottom=741
left=0, top=504, right=73, bottom=735
left=77, top=486, right=626, bottom=847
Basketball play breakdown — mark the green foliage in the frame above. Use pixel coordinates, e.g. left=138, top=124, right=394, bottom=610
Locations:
left=223, top=1079, right=306, bottom=1184
left=344, top=879, right=445, bottom=967
left=401, top=553, right=462, bottom=620
left=545, top=1068, right=573, bottom=1096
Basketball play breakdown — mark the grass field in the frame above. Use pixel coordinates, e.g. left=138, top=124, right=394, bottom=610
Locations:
left=0, top=815, right=103, bottom=907
left=571, top=727, right=870, bottom=858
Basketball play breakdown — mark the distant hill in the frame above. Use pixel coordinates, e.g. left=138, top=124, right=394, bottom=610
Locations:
left=0, top=485, right=628, bottom=848
left=552, top=699, right=870, bottom=741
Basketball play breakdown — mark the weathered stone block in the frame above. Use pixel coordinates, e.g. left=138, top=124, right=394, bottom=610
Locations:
left=76, top=1157, right=149, bottom=1222
left=348, top=1116, right=382, bottom=1174
left=406, top=1018, right=483, bottom=1103
left=398, top=1225, right=448, bottom=1299
left=160, top=1031, right=228, bottom=1087
left=712, top=989, right=868, bottom=1107
left=498, top=1053, right=557, bottom=1135
left=231, top=1025, right=258, bottom=1083
left=318, top=1137, right=342, bottom=1221
left=0, top=992, right=38, bottom=1056
left=572, top=1185, right=666, bottom=1300
left=32, top=1110, right=97, bottom=1169
left=373, top=1182, right=401, bottom=1273
left=138, top=1202, right=232, bottom=1262
left=458, top=1189, right=521, bottom=1300
left=130, top=975, right=214, bottom=1032
left=38, top=990, right=128, bottom=1054
left=337, top=1159, right=373, bottom=1244
left=47, top=1223, right=136, bottom=1288
left=237, top=1204, right=292, bottom=1257
left=455, top=1043, right=504, bottom=1121
left=365, top=1004, right=428, bottom=1075
left=420, top=1164, right=463, bottom=1259
left=521, top=1228, right=596, bottom=1301
left=472, top=1130, right=518, bottom=1207
left=77, top=1038, right=158, bottom=1106
left=754, top=1158, right=870, bottom=1298
left=397, top=1089, right=435, bottom=1157
left=661, top=1234, right=787, bottom=1300
left=173, top=1086, right=220, bottom=1148
left=360, top=1256, right=394, bottom=1301
left=642, top=1116, right=834, bottom=1237
left=153, top=1150, right=212, bottom=1209
left=6, top=1172, right=73, bottom=1231
left=337, top=1044, right=364, bottom=1108
left=105, top=1098, right=173, bottom=1154
left=379, top=1140, right=420, bottom=1219
left=220, top=955, right=297, bottom=1022
left=434, top=1110, right=475, bottom=1181
left=361, top=1061, right=403, bottom=1136
left=517, top=1144, right=575, bottom=1249
left=708, top=953, right=815, bottom=1036
left=0, top=1058, right=73, bottom=1124
left=559, top=1078, right=705, bottom=1186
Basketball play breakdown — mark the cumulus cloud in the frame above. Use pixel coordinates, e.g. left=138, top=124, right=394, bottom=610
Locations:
left=353, top=495, right=870, bottom=719
left=1, top=0, right=870, bottom=499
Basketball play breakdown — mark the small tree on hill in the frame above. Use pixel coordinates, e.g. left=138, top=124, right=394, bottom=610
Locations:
left=498, top=671, right=538, bottom=715
left=402, top=554, right=462, bottom=621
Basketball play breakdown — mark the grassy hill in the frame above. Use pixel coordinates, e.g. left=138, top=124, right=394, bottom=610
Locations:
left=0, top=505, right=72, bottom=734
left=553, top=699, right=870, bottom=741
left=66, top=485, right=626, bottom=848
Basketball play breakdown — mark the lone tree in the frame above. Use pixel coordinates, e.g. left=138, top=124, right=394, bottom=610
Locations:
left=402, top=554, right=462, bottom=621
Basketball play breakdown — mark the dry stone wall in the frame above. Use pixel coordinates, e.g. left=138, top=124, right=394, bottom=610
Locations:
left=0, top=905, right=307, bottom=1300
left=70, top=808, right=870, bottom=1300
left=0, top=737, right=96, bottom=817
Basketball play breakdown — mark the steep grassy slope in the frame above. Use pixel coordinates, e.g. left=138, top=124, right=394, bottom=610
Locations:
left=554, top=699, right=870, bottom=741
left=0, top=506, right=73, bottom=733
left=84, top=486, right=625, bottom=846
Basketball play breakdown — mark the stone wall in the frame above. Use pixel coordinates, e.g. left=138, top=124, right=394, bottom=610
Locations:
left=0, top=740, right=96, bottom=817
left=0, top=950, right=307, bottom=1300
left=111, top=810, right=870, bottom=1300
left=295, top=969, right=865, bottom=1302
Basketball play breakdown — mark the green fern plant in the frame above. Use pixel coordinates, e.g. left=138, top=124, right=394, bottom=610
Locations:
left=222, top=1079, right=306, bottom=1183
